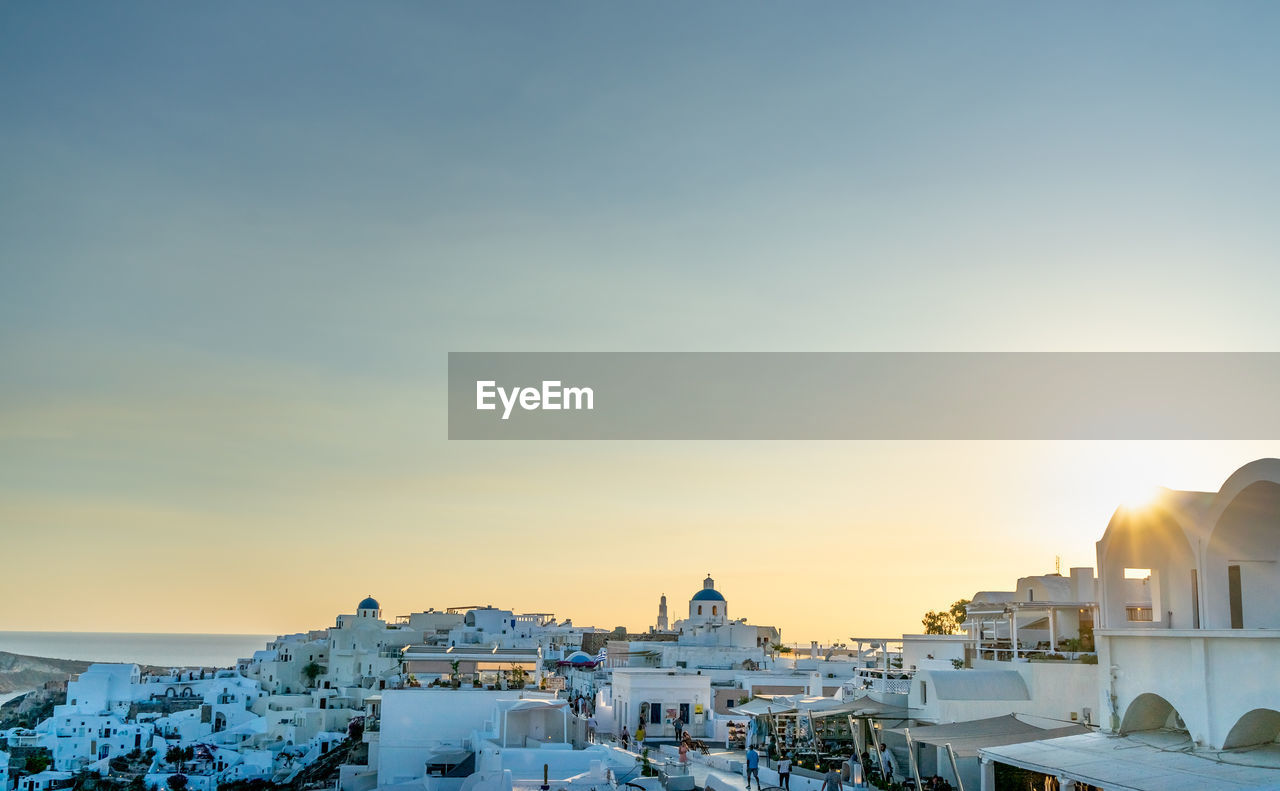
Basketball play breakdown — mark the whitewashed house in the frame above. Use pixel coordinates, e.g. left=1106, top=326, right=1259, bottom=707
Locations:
left=979, top=459, right=1280, bottom=789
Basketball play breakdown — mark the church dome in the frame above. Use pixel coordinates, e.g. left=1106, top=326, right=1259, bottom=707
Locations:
left=691, top=588, right=725, bottom=602
left=358, top=596, right=380, bottom=611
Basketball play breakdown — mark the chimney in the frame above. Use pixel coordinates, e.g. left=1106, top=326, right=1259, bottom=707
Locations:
left=1070, top=568, right=1094, bottom=602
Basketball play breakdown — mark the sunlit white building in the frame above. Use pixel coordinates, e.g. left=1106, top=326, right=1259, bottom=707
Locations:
left=980, top=458, right=1280, bottom=789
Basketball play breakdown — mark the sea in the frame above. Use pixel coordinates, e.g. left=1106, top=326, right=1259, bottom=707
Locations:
left=0, top=631, right=275, bottom=669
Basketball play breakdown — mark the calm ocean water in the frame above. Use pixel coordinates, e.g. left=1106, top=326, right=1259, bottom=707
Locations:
left=0, top=632, right=274, bottom=668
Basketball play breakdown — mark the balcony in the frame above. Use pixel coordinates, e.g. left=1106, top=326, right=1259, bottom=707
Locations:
left=861, top=676, right=910, bottom=695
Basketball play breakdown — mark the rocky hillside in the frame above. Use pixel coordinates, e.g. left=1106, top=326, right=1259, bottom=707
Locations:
left=0, top=651, right=90, bottom=693
left=0, top=686, right=64, bottom=730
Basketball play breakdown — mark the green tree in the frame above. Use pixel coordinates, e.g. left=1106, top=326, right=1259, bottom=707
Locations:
left=165, top=746, right=184, bottom=770
left=922, top=599, right=971, bottom=635
left=167, top=775, right=188, bottom=791
left=164, top=746, right=193, bottom=771
left=302, top=662, right=324, bottom=688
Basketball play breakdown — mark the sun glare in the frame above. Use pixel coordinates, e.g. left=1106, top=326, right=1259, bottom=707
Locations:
left=1076, top=446, right=1188, bottom=516
left=1120, top=485, right=1163, bottom=510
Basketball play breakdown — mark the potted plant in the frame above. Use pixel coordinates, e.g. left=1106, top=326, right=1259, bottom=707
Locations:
left=509, top=665, right=528, bottom=689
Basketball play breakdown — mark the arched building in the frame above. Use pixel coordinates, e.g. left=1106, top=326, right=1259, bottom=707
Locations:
left=1095, top=458, right=1280, bottom=750
left=356, top=596, right=382, bottom=619
left=688, top=574, right=727, bottom=624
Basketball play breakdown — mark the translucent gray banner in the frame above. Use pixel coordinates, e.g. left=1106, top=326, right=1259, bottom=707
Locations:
left=447, top=353, right=1280, bottom=440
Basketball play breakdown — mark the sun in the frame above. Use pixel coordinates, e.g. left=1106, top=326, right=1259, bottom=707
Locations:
left=1119, top=485, right=1164, bottom=511
left=1076, top=444, right=1185, bottom=515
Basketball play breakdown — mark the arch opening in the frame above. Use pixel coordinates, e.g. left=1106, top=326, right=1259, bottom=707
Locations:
left=1099, top=506, right=1197, bottom=629
left=1223, top=708, right=1280, bottom=750
left=1207, top=481, right=1280, bottom=629
left=1119, top=692, right=1187, bottom=735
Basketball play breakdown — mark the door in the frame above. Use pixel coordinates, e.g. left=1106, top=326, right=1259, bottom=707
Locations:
left=1229, top=565, right=1244, bottom=628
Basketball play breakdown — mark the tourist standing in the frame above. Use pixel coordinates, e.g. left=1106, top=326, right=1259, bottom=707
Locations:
left=745, top=746, right=760, bottom=790
left=877, top=743, right=896, bottom=784
left=777, top=755, right=792, bottom=790
left=821, top=764, right=842, bottom=791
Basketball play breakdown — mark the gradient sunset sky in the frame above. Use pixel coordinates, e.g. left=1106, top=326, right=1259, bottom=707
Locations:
left=3, top=3, right=1280, bottom=642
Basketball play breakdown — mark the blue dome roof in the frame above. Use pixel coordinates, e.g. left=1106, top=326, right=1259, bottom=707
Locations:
left=358, top=596, right=380, bottom=610
left=691, top=588, right=725, bottom=602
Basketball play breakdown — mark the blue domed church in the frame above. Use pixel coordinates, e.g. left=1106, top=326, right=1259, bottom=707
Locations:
left=688, top=574, right=727, bottom=624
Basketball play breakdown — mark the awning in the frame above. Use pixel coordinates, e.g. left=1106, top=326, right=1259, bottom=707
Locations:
left=425, top=748, right=470, bottom=766
left=507, top=698, right=569, bottom=713
left=733, top=697, right=797, bottom=716
left=979, top=731, right=1280, bottom=790
left=888, top=715, right=1087, bottom=757
left=736, top=695, right=908, bottom=720
left=834, top=695, right=910, bottom=720
left=927, top=670, right=1030, bottom=701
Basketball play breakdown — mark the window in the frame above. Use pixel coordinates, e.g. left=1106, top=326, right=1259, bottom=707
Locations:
left=1126, top=606, right=1153, bottom=622
left=921, top=681, right=928, bottom=705
left=712, top=606, right=718, bottom=616
left=697, top=606, right=702, bottom=615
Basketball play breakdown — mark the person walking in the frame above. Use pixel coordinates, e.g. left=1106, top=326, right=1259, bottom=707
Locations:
left=777, top=754, right=792, bottom=790
left=821, top=764, right=842, bottom=791
left=620, top=726, right=630, bottom=751
left=636, top=723, right=646, bottom=748
left=745, top=746, right=760, bottom=790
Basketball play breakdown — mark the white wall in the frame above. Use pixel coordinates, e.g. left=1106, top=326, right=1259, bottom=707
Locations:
left=377, top=690, right=552, bottom=785
left=1100, top=629, right=1280, bottom=749
left=910, top=662, right=1098, bottom=727
left=612, top=671, right=712, bottom=739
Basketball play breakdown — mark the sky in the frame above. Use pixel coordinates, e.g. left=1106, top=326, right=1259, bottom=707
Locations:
left=3, top=2, right=1280, bottom=642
